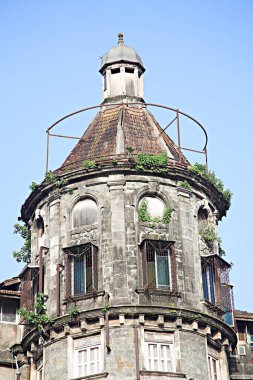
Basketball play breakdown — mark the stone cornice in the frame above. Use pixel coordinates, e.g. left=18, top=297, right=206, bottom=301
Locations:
left=21, top=305, right=236, bottom=351
left=21, top=165, right=228, bottom=222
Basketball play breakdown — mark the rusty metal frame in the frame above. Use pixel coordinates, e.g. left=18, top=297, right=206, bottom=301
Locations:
left=45, top=102, right=209, bottom=173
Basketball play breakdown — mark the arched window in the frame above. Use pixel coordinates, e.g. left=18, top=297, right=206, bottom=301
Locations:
left=72, top=199, right=98, bottom=228
left=36, top=216, right=44, bottom=238
left=198, top=207, right=208, bottom=230
left=138, top=196, right=165, bottom=222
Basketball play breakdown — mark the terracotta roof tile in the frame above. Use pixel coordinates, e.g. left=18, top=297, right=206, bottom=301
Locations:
left=234, top=310, right=253, bottom=320
left=56, top=105, right=188, bottom=174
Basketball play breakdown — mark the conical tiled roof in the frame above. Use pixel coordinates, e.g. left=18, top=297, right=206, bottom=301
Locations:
left=56, top=105, right=188, bottom=174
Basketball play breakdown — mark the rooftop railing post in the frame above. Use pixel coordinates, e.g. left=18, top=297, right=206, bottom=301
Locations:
left=46, top=130, right=49, bottom=174
left=176, top=109, right=182, bottom=163
left=205, top=147, right=208, bottom=171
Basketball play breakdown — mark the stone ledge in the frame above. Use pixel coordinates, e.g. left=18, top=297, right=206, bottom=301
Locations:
left=70, top=372, right=109, bottom=380
left=139, top=370, right=187, bottom=378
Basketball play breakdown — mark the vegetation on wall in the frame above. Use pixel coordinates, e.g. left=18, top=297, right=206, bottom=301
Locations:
left=12, top=223, right=31, bottom=263
left=29, top=182, right=39, bottom=191
left=69, top=305, right=79, bottom=317
left=82, top=159, right=97, bottom=170
left=19, top=293, right=54, bottom=333
left=135, top=152, right=169, bottom=172
left=178, top=180, right=192, bottom=190
left=45, top=170, right=68, bottom=188
left=138, top=199, right=173, bottom=224
left=188, top=163, right=232, bottom=209
left=199, top=225, right=221, bottom=251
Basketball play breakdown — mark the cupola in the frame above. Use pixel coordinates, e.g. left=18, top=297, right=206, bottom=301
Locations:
left=99, top=33, right=145, bottom=102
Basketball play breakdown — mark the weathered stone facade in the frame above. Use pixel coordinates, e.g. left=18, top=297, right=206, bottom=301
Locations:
left=2, top=34, right=253, bottom=380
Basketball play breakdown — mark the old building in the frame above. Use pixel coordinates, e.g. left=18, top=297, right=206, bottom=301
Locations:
left=1, top=34, right=253, bottom=380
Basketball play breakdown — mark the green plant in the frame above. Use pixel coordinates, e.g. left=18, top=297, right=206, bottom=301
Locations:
left=12, top=223, right=31, bottom=263
left=68, top=187, right=74, bottom=195
left=82, top=160, right=97, bottom=170
left=188, top=163, right=232, bottom=210
left=199, top=225, right=220, bottom=250
left=69, top=305, right=79, bottom=317
left=126, top=146, right=134, bottom=159
left=138, top=200, right=173, bottom=225
left=112, top=159, right=118, bottom=167
left=135, top=152, right=168, bottom=172
left=45, top=171, right=68, bottom=189
left=179, top=180, right=192, bottom=190
left=102, top=304, right=110, bottom=314
left=138, top=199, right=151, bottom=222
left=18, top=293, right=53, bottom=333
left=162, top=207, right=173, bottom=224
left=218, top=244, right=226, bottom=257
left=29, top=182, right=39, bottom=191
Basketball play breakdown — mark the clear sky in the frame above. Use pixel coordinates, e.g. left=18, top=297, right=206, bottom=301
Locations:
left=1, top=0, right=252, bottom=311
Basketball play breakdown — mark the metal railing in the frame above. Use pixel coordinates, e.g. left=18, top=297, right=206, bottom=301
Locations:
left=45, top=102, right=208, bottom=173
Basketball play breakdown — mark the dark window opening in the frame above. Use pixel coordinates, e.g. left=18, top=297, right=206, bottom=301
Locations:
left=36, top=216, right=44, bottom=238
left=0, top=299, right=17, bottom=323
left=111, top=68, right=120, bottom=74
left=103, top=73, right=107, bottom=91
left=65, top=244, right=98, bottom=298
left=125, top=67, right=134, bottom=74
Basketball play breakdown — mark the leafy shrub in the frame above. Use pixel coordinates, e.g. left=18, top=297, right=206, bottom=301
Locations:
left=82, top=160, right=97, bottom=170
left=29, top=182, right=39, bottom=191
left=199, top=225, right=221, bottom=250
left=179, top=180, right=192, bottom=190
left=19, top=293, right=53, bottom=333
left=12, top=223, right=31, bottom=263
left=136, top=152, right=168, bottom=172
left=188, top=163, right=232, bottom=210
left=45, top=170, right=68, bottom=188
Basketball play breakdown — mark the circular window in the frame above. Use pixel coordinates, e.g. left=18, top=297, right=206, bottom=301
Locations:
left=72, top=199, right=98, bottom=228
left=138, top=196, right=165, bottom=222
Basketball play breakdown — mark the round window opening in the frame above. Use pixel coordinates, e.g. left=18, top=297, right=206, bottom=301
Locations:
left=72, top=199, right=98, bottom=228
left=138, top=196, right=165, bottom=222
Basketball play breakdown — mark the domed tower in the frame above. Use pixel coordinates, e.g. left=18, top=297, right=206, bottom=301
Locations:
left=15, top=34, right=236, bottom=380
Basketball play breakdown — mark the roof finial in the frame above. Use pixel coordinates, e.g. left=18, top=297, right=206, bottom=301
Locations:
left=118, top=32, right=124, bottom=45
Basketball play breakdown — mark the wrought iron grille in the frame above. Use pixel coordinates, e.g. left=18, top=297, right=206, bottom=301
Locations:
left=141, top=240, right=177, bottom=292
left=65, top=244, right=98, bottom=299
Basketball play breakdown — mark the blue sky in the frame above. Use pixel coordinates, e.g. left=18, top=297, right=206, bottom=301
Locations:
left=0, top=0, right=252, bottom=311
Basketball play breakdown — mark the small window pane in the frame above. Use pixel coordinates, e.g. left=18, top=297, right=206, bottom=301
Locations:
left=156, top=253, right=170, bottom=288
left=73, top=257, right=85, bottom=295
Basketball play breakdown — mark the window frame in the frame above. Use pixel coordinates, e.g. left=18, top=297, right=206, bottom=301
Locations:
left=202, top=264, right=215, bottom=304
left=65, top=243, right=98, bottom=299
left=145, top=341, right=174, bottom=372
left=75, top=343, right=101, bottom=377
left=0, top=298, right=18, bottom=324
left=208, top=354, right=220, bottom=380
left=141, top=240, right=177, bottom=293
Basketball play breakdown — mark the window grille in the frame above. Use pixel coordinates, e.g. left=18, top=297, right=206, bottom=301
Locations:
left=65, top=244, right=98, bottom=298
left=141, top=240, right=177, bottom=292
